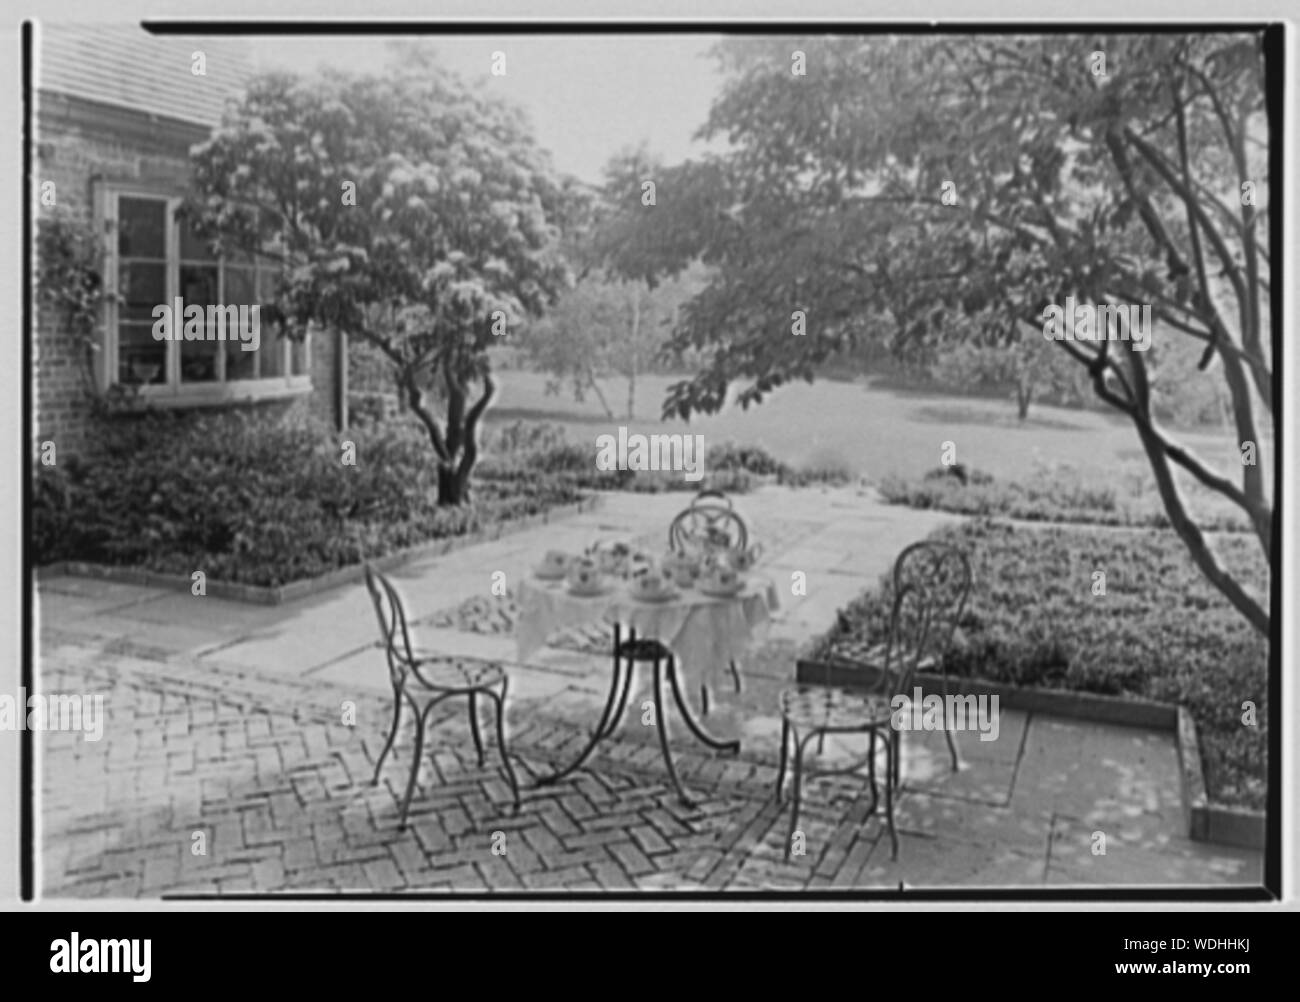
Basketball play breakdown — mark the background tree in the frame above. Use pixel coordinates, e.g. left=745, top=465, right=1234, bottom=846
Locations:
left=929, top=318, right=1091, bottom=420
left=188, top=49, right=574, bottom=504
left=523, top=267, right=701, bottom=420
left=624, top=34, right=1273, bottom=633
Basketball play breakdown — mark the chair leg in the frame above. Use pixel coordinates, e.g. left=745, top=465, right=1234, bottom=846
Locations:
left=944, top=723, right=960, bottom=773
left=785, top=730, right=814, bottom=861
left=775, top=717, right=790, bottom=803
left=941, top=670, right=960, bottom=772
left=398, top=698, right=433, bottom=829
left=891, top=729, right=902, bottom=792
left=488, top=683, right=521, bottom=814
left=468, top=692, right=485, bottom=767
left=867, top=730, right=879, bottom=815
left=729, top=659, right=742, bottom=694
left=373, top=691, right=403, bottom=785
left=700, top=684, right=710, bottom=717
left=883, top=731, right=899, bottom=860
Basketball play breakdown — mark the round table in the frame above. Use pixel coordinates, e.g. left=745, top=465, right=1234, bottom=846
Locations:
left=516, top=574, right=780, bottom=805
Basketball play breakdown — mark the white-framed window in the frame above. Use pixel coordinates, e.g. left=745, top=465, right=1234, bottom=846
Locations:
left=98, top=184, right=312, bottom=405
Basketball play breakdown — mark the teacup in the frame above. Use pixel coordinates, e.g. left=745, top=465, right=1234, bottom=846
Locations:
left=540, top=550, right=570, bottom=572
left=702, top=566, right=741, bottom=592
left=567, top=558, right=603, bottom=591
left=595, top=550, right=624, bottom=575
left=662, top=551, right=699, bottom=578
left=632, top=570, right=670, bottom=598
left=730, top=544, right=763, bottom=573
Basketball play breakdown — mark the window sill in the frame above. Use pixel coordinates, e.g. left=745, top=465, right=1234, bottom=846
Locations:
left=119, top=378, right=313, bottom=410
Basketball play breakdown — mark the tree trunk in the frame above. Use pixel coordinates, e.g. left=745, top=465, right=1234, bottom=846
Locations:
left=627, top=292, right=640, bottom=420
left=586, top=370, right=615, bottom=420
left=1016, top=379, right=1032, bottom=421
left=437, top=463, right=469, bottom=506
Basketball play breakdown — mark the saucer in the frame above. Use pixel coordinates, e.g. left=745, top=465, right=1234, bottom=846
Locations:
left=698, top=581, right=745, bottom=598
left=630, top=588, right=679, bottom=603
left=567, top=583, right=612, bottom=598
left=533, top=565, right=569, bottom=581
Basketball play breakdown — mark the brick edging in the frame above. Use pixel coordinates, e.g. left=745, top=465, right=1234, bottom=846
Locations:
left=36, top=494, right=605, bottom=606
left=795, top=657, right=1266, bottom=850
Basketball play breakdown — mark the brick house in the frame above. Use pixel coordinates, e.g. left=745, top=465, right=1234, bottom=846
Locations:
left=34, top=24, right=346, bottom=453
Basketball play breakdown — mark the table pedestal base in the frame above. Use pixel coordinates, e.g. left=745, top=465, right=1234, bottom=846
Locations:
left=534, top=624, right=740, bottom=807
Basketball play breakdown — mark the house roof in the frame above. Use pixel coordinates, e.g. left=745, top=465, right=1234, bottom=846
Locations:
left=38, top=23, right=251, bottom=128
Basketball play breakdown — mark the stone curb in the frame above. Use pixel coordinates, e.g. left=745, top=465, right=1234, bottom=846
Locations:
left=795, top=657, right=1265, bottom=851
left=37, top=495, right=604, bottom=607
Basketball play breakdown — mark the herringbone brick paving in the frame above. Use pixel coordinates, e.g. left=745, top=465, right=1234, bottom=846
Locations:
left=41, top=638, right=887, bottom=895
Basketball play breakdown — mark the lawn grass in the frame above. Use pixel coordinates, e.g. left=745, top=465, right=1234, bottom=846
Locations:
left=811, top=518, right=1269, bottom=810
left=487, top=369, right=1263, bottom=485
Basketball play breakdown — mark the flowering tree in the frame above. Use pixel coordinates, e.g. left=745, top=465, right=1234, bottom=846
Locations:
left=188, top=51, right=575, bottom=504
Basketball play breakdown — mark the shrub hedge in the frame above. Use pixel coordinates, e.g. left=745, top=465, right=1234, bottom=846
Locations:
left=811, top=518, right=1269, bottom=809
left=34, top=411, right=583, bottom=588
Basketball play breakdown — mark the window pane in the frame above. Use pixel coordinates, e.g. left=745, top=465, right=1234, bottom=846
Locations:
left=179, top=265, right=220, bottom=383
left=260, top=330, right=286, bottom=377
left=179, top=211, right=217, bottom=261
left=223, top=266, right=258, bottom=379
left=118, top=324, right=166, bottom=384
left=225, top=266, right=255, bottom=306
left=291, top=337, right=309, bottom=376
left=118, top=262, right=166, bottom=323
left=118, top=197, right=166, bottom=258
left=180, top=341, right=220, bottom=383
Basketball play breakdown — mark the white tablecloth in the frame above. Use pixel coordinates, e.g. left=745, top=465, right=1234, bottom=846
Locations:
left=516, top=576, right=781, bottom=689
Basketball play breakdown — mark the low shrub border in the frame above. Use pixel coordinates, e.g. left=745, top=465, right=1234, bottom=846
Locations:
left=794, top=656, right=1265, bottom=851
left=38, top=495, right=604, bottom=606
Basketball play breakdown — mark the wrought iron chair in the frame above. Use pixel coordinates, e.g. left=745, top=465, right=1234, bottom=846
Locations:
left=668, top=490, right=749, bottom=557
left=668, top=490, right=749, bottom=707
left=364, top=564, right=521, bottom=827
left=776, top=540, right=972, bottom=860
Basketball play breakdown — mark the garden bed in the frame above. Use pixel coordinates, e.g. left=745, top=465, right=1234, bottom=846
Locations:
left=809, top=518, right=1269, bottom=813
left=32, top=413, right=822, bottom=593
left=878, top=463, right=1252, bottom=532
left=33, top=411, right=593, bottom=589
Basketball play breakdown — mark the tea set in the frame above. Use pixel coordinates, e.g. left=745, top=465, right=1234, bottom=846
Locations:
left=533, top=538, right=762, bottom=601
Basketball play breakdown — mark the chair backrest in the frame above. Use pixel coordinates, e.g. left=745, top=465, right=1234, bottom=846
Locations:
left=875, top=582, right=934, bottom=698
left=668, top=492, right=748, bottom=555
left=890, top=540, right=972, bottom=671
left=363, top=564, right=416, bottom=688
